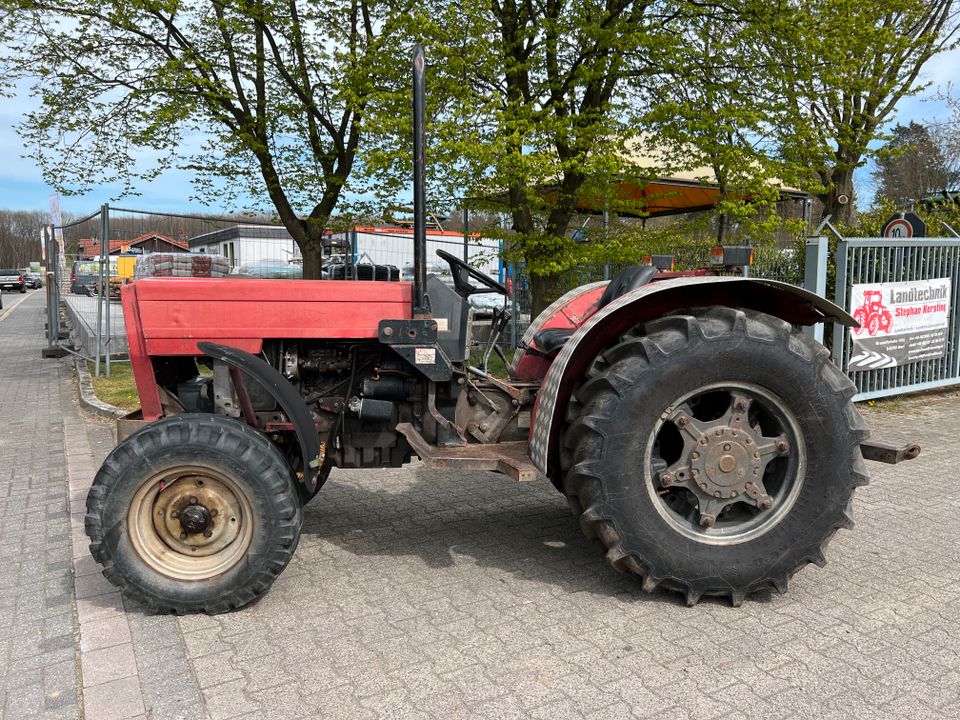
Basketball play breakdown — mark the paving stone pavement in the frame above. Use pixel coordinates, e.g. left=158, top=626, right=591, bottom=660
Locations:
left=4, top=289, right=960, bottom=719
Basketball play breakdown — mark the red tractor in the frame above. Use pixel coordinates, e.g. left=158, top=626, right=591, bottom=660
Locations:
left=852, top=290, right=893, bottom=336
left=85, top=49, right=917, bottom=612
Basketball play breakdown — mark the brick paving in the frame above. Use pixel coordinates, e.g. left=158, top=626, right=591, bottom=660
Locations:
left=0, top=291, right=80, bottom=720
left=3, top=288, right=960, bottom=719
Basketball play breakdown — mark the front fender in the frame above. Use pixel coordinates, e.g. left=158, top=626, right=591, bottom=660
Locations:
left=198, top=342, right=323, bottom=494
left=529, top=276, right=855, bottom=479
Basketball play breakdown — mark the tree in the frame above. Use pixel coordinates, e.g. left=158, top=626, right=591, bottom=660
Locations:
left=0, top=0, right=408, bottom=278
left=874, top=121, right=959, bottom=205
left=636, top=3, right=808, bottom=246
left=0, top=210, right=47, bottom=267
left=361, top=0, right=660, bottom=314
left=763, top=0, right=959, bottom=227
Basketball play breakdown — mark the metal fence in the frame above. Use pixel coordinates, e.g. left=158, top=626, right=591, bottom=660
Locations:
left=805, top=235, right=960, bottom=401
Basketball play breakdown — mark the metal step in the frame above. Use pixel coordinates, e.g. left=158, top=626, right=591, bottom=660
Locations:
left=396, top=423, right=540, bottom=482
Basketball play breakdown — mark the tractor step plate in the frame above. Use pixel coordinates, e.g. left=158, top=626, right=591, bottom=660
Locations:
left=396, top=423, right=541, bottom=482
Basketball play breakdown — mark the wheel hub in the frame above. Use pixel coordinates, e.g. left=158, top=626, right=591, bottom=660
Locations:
left=692, top=427, right=759, bottom=497
left=654, top=387, right=798, bottom=538
left=179, top=504, right=212, bottom=534
left=127, top=466, right=254, bottom=581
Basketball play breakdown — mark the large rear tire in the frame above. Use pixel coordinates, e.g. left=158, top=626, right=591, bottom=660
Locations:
left=85, top=414, right=302, bottom=614
left=561, top=307, right=869, bottom=606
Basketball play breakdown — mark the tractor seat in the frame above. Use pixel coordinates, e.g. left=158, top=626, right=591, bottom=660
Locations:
left=530, top=265, right=657, bottom=355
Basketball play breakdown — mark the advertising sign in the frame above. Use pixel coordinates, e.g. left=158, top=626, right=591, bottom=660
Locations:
left=849, top=277, right=952, bottom=370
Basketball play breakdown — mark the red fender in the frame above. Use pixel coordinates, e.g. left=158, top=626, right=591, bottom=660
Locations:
left=527, top=276, right=856, bottom=478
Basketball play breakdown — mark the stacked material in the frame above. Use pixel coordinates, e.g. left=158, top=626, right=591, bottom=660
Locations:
left=135, top=253, right=230, bottom=279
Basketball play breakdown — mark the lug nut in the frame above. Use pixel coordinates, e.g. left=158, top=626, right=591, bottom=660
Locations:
left=203, top=530, right=213, bottom=538
left=699, top=515, right=715, bottom=528
left=777, top=440, right=789, bottom=453
left=210, top=509, right=218, bottom=517
left=699, top=437, right=708, bottom=446
left=171, top=510, right=179, bottom=519
left=753, top=468, right=760, bottom=475
left=731, top=490, right=738, bottom=497
left=723, top=443, right=731, bottom=451
left=661, top=473, right=673, bottom=485
left=758, top=498, right=773, bottom=511
left=699, top=483, right=708, bottom=491
left=745, top=482, right=753, bottom=489
left=677, top=416, right=688, bottom=426
left=713, top=491, right=721, bottom=498
left=691, top=452, right=699, bottom=460
left=754, top=452, right=760, bottom=459
left=179, top=531, right=187, bottom=539
left=189, top=497, right=198, bottom=505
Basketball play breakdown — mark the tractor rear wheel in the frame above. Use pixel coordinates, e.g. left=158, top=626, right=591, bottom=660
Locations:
left=85, top=414, right=302, bottom=614
left=561, top=307, right=869, bottom=606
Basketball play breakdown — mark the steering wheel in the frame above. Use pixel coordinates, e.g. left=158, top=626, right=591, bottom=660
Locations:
left=435, top=249, right=510, bottom=297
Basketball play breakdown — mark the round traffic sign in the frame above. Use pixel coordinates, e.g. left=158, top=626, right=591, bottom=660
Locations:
left=882, top=218, right=913, bottom=238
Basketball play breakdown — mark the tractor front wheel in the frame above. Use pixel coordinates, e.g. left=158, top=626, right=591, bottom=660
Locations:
left=561, top=307, right=869, bottom=606
left=85, top=414, right=302, bottom=613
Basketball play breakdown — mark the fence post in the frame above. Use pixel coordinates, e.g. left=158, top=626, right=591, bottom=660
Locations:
left=831, top=240, right=849, bottom=369
left=802, top=236, right=828, bottom=343
left=95, top=209, right=105, bottom=376
left=510, top=262, right=518, bottom=349
left=43, top=225, right=58, bottom=354
left=103, top=205, right=111, bottom=377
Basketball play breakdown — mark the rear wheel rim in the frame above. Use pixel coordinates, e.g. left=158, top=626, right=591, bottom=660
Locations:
left=645, top=382, right=806, bottom=546
left=127, top=465, right=254, bottom=581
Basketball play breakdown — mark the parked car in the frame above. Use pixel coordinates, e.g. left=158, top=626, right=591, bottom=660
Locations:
left=71, top=260, right=99, bottom=294
left=71, top=259, right=117, bottom=295
left=23, top=273, right=42, bottom=289
left=0, top=269, right=26, bottom=293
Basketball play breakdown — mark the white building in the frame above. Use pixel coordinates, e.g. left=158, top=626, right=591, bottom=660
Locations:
left=188, top=225, right=301, bottom=270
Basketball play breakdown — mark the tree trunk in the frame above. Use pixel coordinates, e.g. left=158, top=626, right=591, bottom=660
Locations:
left=818, top=166, right=857, bottom=228
left=299, top=226, right=325, bottom=280
left=529, top=272, right=565, bottom=317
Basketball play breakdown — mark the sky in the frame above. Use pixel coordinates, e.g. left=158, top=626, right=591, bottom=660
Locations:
left=0, top=45, right=958, bottom=220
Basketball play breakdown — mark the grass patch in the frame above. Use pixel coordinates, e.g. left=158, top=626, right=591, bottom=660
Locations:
left=87, top=361, right=140, bottom=411
left=469, top=346, right=515, bottom=379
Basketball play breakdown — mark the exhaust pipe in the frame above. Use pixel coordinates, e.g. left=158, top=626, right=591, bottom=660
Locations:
left=412, top=44, right=429, bottom=316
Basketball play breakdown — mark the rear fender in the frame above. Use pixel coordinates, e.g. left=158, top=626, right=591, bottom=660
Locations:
left=529, top=276, right=856, bottom=479
left=197, top=342, right=323, bottom=494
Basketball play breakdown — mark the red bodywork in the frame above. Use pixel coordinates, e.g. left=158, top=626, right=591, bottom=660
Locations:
left=122, top=278, right=412, bottom=420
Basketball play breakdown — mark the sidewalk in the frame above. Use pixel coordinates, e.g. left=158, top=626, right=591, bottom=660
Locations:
left=0, top=291, right=81, bottom=720
left=2, top=289, right=959, bottom=720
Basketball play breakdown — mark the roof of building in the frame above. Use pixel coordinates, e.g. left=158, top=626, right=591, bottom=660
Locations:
left=78, top=232, right=188, bottom=257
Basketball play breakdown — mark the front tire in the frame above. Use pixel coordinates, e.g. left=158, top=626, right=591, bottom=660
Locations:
left=85, top=414, right=302, bottom=613
left=561, top=307, right=869, bottom=606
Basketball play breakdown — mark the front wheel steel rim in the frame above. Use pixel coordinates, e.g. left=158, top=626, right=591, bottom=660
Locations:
left=645, top=382, right=806, bottom=546
left=128, top=465, right=254, bottom=581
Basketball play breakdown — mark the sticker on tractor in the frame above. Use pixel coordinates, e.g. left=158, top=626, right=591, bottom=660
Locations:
left=848, top=277, right=952, bottom=370
left=414, top=347, right=436, bottom=364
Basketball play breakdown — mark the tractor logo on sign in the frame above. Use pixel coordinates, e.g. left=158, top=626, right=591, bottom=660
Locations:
left=852, top=290, right=892, bottom=336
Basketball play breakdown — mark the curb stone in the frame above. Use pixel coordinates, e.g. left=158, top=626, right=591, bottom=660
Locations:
left=74, top=357, right=128, bottom=419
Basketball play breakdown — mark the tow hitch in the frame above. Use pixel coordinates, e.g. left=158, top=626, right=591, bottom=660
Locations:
left=860, top=441, right=921, bottom=464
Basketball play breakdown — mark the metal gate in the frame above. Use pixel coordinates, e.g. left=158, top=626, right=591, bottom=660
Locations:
left=831, top=237, right=960, bottom=401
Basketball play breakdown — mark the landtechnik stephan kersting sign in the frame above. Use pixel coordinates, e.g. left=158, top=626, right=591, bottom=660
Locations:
left=848, top=277, right=952, bottom=370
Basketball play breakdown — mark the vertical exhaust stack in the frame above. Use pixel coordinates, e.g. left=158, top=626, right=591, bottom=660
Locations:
left=412, top=44, right=429, bottom=316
